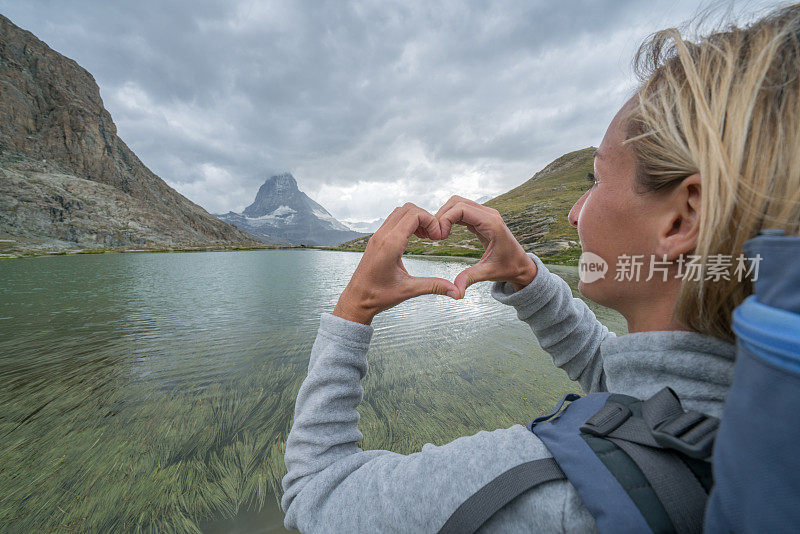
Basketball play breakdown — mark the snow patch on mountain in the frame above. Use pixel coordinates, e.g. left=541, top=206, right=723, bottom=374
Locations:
left=245, top=205, right=297, bottom=227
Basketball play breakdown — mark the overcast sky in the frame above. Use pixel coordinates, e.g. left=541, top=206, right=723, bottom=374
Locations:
left=0, top=0, right=782, bottom=222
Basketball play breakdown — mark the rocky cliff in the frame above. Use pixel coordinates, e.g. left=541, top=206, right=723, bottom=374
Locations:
left=0, top=14, right=258, bottom=253
left=216, top=173, right=368, bottom=246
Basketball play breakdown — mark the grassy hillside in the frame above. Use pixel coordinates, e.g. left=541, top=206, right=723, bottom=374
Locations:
left=330, top=147, right=595, bottom=266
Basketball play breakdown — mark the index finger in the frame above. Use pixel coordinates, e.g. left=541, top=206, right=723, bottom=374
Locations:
left=439, top=202, right=500, bottom=238
left=435, top=195, right=494, bottom=219
left=372, top=206, right=404, bottom=239
left=393, top=205, right=442, bottom=241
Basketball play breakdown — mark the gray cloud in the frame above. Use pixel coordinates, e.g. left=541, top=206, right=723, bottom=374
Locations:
left=0, top=0, right=776, bottom=220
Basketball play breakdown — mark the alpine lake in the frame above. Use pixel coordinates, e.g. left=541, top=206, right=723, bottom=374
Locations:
left=0, top=248, right=627, bottom=533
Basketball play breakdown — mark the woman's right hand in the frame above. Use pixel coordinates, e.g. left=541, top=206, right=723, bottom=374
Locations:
left=436, top=195, right=538, bottom=298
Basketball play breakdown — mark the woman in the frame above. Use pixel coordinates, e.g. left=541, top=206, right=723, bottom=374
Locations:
left=281, top=4, right=800, bottom=532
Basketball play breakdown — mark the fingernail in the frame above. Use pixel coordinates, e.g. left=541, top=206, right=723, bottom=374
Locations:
left=446, top=290, right=458, bottom=299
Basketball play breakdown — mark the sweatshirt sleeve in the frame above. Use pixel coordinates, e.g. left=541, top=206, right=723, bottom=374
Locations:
left=280, top=312, right=584, bottom=533
left=491, top=253, right=615, bottom=394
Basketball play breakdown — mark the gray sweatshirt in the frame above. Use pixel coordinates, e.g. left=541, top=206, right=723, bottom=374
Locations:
left=281, top=253, right=736, bottom=533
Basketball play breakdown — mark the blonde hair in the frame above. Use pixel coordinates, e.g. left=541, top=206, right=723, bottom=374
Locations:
left=624, top=3, right=800, bottom=343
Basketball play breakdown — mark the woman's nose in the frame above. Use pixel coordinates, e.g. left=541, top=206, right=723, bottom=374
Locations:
left=568, top=192, right=586, bottom=228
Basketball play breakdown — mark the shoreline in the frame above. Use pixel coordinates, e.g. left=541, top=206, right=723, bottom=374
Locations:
left=0, top=243, right=291, bottom=260
left=0, top=242, right=581, bottom=266
left=0, top=245, right=480, bottom=262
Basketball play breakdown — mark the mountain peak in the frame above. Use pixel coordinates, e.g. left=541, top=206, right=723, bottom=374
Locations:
left=218, top=173, right=368, bottom=245
left=242, top=173, right=300, bottom=218
left=265, top=172, right=297, bottom=189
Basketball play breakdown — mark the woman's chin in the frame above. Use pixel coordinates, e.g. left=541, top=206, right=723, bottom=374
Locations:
left=577, top=279, right=591, bottom=297
left=578, top=278, right=604, bottom=304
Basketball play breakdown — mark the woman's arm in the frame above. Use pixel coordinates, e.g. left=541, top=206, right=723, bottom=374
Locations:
left=280, top=312, right=589, bottom=533
left=491, top=252, right=615, bottom=394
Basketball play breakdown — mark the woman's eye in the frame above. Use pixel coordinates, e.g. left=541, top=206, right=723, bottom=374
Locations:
left=586, top=173, right=598, bottom=188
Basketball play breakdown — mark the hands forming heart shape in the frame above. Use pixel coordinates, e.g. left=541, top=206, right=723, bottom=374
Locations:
left=332, top=195, right=538, bottom=325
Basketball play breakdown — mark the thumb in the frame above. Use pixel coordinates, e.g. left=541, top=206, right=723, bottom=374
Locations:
left=406, top=276, right=460, bottom=300
left=453, top=262, right=494, bottom=298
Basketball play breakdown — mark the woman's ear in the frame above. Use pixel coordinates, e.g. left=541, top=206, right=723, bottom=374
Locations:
left=654, top=173, right=701, bottom=261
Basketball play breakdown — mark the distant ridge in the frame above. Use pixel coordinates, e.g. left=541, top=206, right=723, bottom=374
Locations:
left=341, top=217, right=385, bottom=233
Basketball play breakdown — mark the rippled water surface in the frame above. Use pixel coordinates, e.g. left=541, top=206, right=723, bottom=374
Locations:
left=0, top=249, right=626, bottom=532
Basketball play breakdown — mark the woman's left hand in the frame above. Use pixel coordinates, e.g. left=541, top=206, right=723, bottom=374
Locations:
left=332, top=203, right=460, bottom=325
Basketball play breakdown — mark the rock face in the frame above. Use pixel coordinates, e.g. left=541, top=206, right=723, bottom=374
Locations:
left=0, top=14, right=257, bottom=251
left=216, top=173, right=368, bottom=246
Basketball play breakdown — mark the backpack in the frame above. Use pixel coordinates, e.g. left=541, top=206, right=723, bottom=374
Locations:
left=704, top=229, right=800, bottom=532
left=439, top=229, right=800, bottom=534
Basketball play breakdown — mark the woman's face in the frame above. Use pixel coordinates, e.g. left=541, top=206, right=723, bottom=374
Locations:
left=568, top=98, right=672, bottom=314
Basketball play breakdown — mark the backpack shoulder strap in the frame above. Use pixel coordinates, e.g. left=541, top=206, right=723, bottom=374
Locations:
left=437, top=457, right=565, bottom=534
left=436, top=393, right=581, bottom=534
left=580, top=391, right=714, bottom=534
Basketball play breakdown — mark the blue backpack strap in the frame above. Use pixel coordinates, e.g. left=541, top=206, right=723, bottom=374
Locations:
left=532, top=393, right=653, bottom=533
left=582, top=393, right=710, bottom=534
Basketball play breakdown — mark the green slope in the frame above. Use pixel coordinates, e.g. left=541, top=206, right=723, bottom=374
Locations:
left=331, top=147, right=595, bottom=266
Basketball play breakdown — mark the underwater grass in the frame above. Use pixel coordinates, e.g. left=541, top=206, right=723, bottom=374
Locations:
left=357, top=324, right=580, bottom=453
left=0, top=321, right=582, bottom=533
left=0, top=328, right=310, bottom=533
